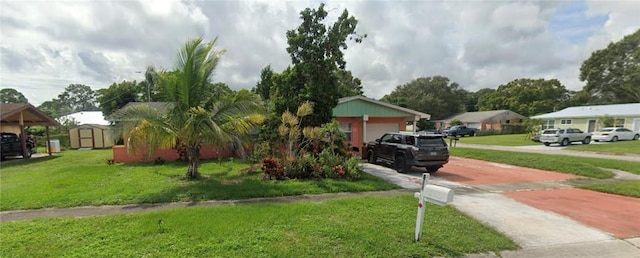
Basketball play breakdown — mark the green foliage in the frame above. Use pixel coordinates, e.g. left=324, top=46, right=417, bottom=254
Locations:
left=113, top=37, right=265, bottom=179
left=58, top=84, right=99, bottom=112
left=335, top=69, right=364, bottom=97
left=597, top=115, right=615, bottom=128
left=477, top=78, right=569, bottom=117
left=579, top=181, right=640, bottom=198
left=319, top=148, right=343, bottom=177
left=96, top=80, right=141, bottom=117
left=37, top=99, right=72, bottom=118
left=565, top=140, right=640, bottom=156
left=0, top=149, right=399, bottom=210
left=522, top=118, right=543, bottom=134
left=580, top=28, right=640, bottom=103
left=449, top=119, right=463, bottom=126
left=0, top=88, right=28, bottom=103
left=0, top=196, right=517, bottom=257
left=344, top=156, right=363, bottom=179
left=254, top=65, right=274, bottom=100
left=279, top=3, right=365, bottom=127
left=450, top=148, right=618, bottom=179
left=381, top=76, right=468, bottom=120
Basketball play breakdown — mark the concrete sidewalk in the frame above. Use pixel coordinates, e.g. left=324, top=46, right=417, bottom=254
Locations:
left=361, top=163, right=640, bottom=258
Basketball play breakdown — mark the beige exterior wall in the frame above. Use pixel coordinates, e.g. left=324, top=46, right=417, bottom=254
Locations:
left=544, top=116, right=640, bottom=132
left=0, top=125, right=21, bottom=134
left=69, top=128, right=80, bottom=149
left=69, top=126, right=114, bottom=149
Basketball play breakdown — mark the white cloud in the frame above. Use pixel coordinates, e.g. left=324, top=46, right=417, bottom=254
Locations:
left=0, top=0, right=638, bottom=107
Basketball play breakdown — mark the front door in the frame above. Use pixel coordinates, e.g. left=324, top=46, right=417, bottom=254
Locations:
left=587, top=120, right=596, bottom=132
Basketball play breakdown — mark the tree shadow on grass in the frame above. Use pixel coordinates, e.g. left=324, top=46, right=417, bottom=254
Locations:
left=0, top=155, right=61, bottom=169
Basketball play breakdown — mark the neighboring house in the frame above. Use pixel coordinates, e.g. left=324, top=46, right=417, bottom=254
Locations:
left=435, top=110, right=526, bottom=131
left=0, top=103, right=60, bottom=156
left=109, top=102, right=231, bottom=163
left=531, top=103, right=640, bottom=133
left=333, top=95, right=430, bottom=151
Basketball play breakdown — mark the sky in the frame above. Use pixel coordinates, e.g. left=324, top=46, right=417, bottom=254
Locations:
left=1, top=0, right=639, bottom=106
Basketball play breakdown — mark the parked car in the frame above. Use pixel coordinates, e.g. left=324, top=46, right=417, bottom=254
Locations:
left=366, top=132, right=449, bottom=173
left=539, top=128, right=591, bottom=146
left=446, top=125, right=477, bottom=137
left=591, top=127, right=640, bottom=142
left=1, top=132, right=35, bottom=160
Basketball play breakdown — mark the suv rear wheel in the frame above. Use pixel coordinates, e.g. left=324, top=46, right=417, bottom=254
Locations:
left=394, top=156, right=410, bottom=173
left=582, top=137, right=591, bottom=144
left=560, top=138, right=570, bottom=146
left=367, top=150, right=377, bottom=164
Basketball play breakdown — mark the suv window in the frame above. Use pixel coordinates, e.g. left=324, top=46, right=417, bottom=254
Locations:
left=543, top=129, right=558, bottom=134
left=405, top=135, right=415, bottom=146
left=417, top=136, right=445, bottom=147
left=379, top=134, right=392, bottom=142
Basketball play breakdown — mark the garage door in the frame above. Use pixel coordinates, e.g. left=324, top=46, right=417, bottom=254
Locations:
left=365, top=123, right=399, bottom=143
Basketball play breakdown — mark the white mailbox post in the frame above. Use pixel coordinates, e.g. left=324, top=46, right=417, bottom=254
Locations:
left=414, top=173, right=454, bottom=241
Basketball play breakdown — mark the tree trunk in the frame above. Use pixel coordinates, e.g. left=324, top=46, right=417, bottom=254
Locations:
left=186, top=146, right=200, bottom=179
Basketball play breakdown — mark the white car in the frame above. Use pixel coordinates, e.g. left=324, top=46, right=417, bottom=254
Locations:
left=591, top=127, right=640, bottom=142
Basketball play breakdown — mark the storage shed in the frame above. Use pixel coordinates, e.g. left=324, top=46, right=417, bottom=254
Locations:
left=69, top=124, right=115, bottom=149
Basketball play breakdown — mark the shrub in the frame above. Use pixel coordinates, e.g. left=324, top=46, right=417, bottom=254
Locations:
left=344, top=156, right=363, bottom=179
left=319, top=148, right=343, bottom=178
left=261, top=156, right=285, bottom=180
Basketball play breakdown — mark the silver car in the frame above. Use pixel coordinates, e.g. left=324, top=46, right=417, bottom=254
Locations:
left=592, top=127, right=640, bottom=142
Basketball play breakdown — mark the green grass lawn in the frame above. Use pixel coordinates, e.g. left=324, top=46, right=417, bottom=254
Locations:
left=565, top=140, right=640, bottom=155
left=0, top=195, right=518, bottom=257
left=579, top=181, right=640, bottom=198
left=450, top=148, right=640, bottom=178
left=453, top=134, right=539, bottom=146
left=0, top=150, right=399, bottom=211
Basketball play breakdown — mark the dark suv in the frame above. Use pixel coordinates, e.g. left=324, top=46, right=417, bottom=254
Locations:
left=366, top=132, right=449, bottom=173
left=1, top=132, right=34, bottom=160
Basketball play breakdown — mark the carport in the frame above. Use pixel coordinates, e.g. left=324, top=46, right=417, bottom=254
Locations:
left=0, top=103, right=61, bottom=157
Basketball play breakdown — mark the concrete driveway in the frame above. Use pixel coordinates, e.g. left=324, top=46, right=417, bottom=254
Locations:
left=362, top=155, right=640, bottom=256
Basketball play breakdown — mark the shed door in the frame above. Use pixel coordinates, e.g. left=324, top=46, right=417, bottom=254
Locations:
left=79, top=128, right=94, bottom=148
left=365, top=123, right=399, bottom=143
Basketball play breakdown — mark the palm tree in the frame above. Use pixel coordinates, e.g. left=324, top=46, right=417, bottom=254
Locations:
left=114, top=37, right=264, bottom=178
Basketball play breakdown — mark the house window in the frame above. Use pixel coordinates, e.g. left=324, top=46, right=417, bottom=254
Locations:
left=560, top=119, right=572, bottom=125
left=505, top=120, right=511, bottom=124
left=542, top=120, right=555, bottom=129
left=339, top=122, right=352, bottom=141
left=614, top=118, right=625, bottom=127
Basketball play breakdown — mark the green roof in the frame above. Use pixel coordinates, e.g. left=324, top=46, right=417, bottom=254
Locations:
left=333, top=96, right=430, bottom=119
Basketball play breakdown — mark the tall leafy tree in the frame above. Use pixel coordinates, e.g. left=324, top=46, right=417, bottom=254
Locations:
left=281, top=3, right=365, bottom=127
left=478, top=78, right=569, bottom=117
left=96, top=80, right=141, bottom=117
left=580, top=29, right=640, bottom=103
left=0, top=88, right=28, bottom=103
left=58, top=84, right=98, bottom=112
left=335, top=69, right=364, bottom=97
left=381, top=76, right=468, bottom=120
left=113, top=37, right=264, bottom=179
left=37, top=99, right=72, bottom=118
left=254, top=65, right=275, bottom=100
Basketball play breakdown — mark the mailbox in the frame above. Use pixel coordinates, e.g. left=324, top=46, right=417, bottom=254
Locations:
left=414, top=185, right=454, bottom=206
left=414, top=173, right=454, bottom=241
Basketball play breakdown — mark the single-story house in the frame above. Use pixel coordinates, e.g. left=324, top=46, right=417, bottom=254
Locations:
left=0, top=103, right=60, bottom=156
left=112, top=98, right=430, bottom=163
left=435, top=110, right=526, bottom=131
left=333, top=95, right=430, bottom=150
left=531, top=103, right=640, bottom=133
left=110, top=102, right=233, bottom=163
